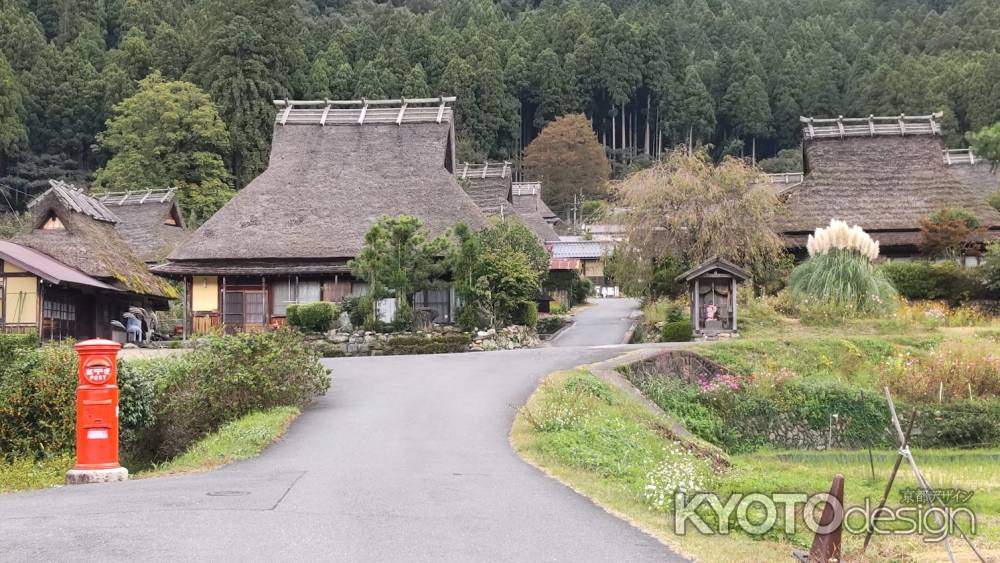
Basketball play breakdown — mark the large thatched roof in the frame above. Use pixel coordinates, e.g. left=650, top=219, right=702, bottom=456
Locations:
left=776, top=115, right=1000, bottom=247
left=165, top=98, right=487, bottom=268
left=14, top=181, right=176, bottom=298
left=96, top=189, right=188, bottom=262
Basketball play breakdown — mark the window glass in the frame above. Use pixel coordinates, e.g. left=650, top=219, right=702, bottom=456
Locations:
left=272, top=279, right=293, bottom=316
left=298, top=281, right=321, bottom=303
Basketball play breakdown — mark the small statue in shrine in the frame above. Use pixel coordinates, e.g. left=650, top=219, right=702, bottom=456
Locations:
left=705, top=303, right=718, bottom=321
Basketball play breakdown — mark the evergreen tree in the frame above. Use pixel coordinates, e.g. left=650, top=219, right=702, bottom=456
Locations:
left=0, top=54, right=27, bottom=175
left=673, top=65, right=715, bottom=147
left=199, top=16, right=277, bottom=189
left=402, top=64, right=431, bottom=97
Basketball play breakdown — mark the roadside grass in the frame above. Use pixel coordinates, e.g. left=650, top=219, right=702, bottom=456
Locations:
left=0, top=406, right=299, bottom=492
left=0, top=453, right=74, bottom=493
left=138, top=406, right=299, bottom=478
left=512, top=368, right=999, bottom=562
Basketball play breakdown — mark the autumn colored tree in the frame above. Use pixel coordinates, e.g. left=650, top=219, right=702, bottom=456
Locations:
left=918, top=208, right=986, bottom=259
left=524, top=113, right=609, bottom=215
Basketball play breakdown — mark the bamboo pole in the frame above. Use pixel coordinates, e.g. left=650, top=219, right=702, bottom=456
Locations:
left=884, top=389, right=956, bottom=563
left=862, top=408, right=916, bottom=553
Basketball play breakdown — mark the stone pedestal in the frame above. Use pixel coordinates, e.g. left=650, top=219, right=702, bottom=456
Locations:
left=703, top=319, right=723, bottom=331
left=65, top=467, right=129, bottom=485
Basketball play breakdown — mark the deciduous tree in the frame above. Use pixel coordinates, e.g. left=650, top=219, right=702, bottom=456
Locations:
left=94, top=74, right=233, bottom=223
left=524, top=113, right=609, bottom=215
left=614, top=150, right=784, bottom=294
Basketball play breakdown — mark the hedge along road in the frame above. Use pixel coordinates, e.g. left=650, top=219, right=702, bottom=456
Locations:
left=0, top=299, right=687, bottom=562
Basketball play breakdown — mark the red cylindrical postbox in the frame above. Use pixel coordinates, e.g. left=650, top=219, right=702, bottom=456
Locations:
left=71, top=339, right=124, bottom=474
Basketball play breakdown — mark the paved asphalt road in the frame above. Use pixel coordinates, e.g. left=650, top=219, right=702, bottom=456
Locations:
left=0, top=299, right=685, bottom=562
left=550, top=298, right=640, bottom=347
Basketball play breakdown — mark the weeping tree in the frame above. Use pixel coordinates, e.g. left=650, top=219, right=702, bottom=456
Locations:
left=613, top=149, right=784, bottom=296
left=349, top=215, right=450, bottom=330
left=789, top=220, right=896, bottom=317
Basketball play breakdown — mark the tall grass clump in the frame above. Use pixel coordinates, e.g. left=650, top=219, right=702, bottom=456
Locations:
left=788, top=220, right=896, bottom=319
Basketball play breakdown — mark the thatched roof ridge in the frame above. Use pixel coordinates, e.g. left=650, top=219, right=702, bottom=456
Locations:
left=14, top=187, right=176, bottom=298
left=459, top=161, right=511, bottom=179
left=169, top=106, right=487, bottom=262
left=776, top=133, right=1000, bottom=241
left=95, top=189, right=188, bottom=262
left=29, top=180, right=118, bottom=223
left=274, top=97, right=455, bottom=126
left=800, top=113, right=942, bottom=140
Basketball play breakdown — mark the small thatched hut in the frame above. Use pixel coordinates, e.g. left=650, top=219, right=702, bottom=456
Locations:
left=154, top=97, right=489, bottom=332
left=1, top=181, right=174, bottom=340
left=776, top=114, right=1000, bottom=258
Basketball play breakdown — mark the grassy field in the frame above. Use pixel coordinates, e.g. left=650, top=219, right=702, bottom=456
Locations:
left=512, top=368, right=999, bottom=562
left=0, top=406, right=299, bottom=492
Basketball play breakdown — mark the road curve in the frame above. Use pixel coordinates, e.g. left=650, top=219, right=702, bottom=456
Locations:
left=0, top=300, right=685, bottom=562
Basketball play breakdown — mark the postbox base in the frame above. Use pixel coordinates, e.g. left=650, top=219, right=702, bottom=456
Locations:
left=65, top=467, right=129, bottom=485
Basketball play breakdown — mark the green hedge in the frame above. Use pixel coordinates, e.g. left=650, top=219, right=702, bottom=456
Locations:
left=660, top=320, right=693, bottom=342
left=0, top=329, right=330, bottom=462
left=385, top=334, right=471, bottom=355
left=286, top=302, right=339, bottom=332
left=0, top=333, right=38, bottom=367
left=881, top=260, right=990, bottom=301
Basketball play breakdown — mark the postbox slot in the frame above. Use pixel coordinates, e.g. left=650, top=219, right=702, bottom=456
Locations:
left=82, top=399, right=113, bottom=406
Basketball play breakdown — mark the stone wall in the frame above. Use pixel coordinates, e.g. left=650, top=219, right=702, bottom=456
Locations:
left=302, top=325, right=540, bottom=357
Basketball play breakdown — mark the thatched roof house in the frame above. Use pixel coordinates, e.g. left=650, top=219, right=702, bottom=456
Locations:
left=457, top=163, right=561, bottom=243
left=776, top=114, right=1000, bottom=256
left=944, top=149, right=999, bottom=199
left=154, top=97, right=489, bottom=331
left=1, top=181, right=174, bottom=340
left=459, top=161, right=512, bottom=215
left=509, top=182, right=560, bottom=242
left=95, top=189, right=188, bottom=262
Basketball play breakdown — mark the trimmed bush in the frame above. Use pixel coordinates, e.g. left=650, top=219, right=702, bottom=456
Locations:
left=881, top=260, right=988, bottom=301
left=660, top=320, right=693, bottom=342
left=0, top=333, right=38, bottom=367
left=286, top=302, right=339, bottom=333
left=385, top=334, right=471, bottom=355
left=116, top=360, right=161, bottom=454
left=514, top=301, right=538, bottom=328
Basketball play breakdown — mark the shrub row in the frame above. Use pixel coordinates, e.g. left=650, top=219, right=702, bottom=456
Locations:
left=286, top=302, right=339, bottom=333
left=0, top=329, right=330, bottom=462
left=385, top=333, right=471, bottom=355
left=881, top=260, right=993, bottom=301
